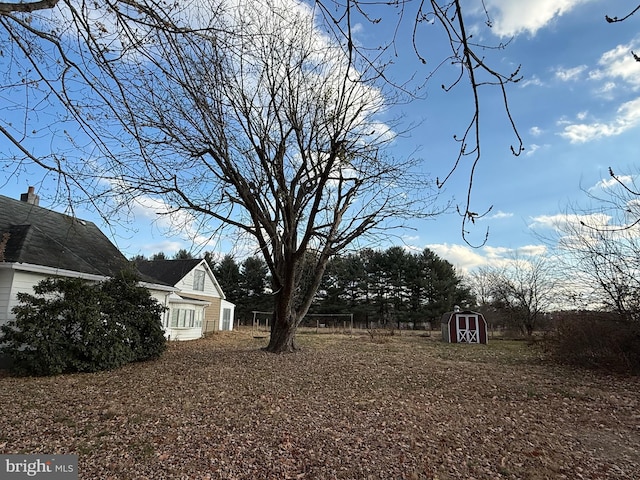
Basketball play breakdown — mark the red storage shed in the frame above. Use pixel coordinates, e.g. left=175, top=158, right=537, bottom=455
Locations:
left=441, top=307, right=488, bottom=344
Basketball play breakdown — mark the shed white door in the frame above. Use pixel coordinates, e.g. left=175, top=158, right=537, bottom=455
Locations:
left=457, top=315, right=479, bottom=343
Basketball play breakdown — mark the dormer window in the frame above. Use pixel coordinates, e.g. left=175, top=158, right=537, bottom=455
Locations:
left=193, top=270, right=205, bottom=291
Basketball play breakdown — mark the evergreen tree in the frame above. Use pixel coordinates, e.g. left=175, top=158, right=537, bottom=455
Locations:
left=173, top=249, right=193, bottom=259
left=234, top=256, right=271, bottom=324
left=213, top=254, right=242, bottom=302
left=312, top=247, right=473, bottom=328
left=241, top=256, right=269, bottom=297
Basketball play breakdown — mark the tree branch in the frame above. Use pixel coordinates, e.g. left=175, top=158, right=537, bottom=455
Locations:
left=0, top=0, right=59, bottom=14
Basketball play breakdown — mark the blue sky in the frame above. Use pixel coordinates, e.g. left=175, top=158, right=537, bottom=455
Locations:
left=392, top=0, right=640, bottom=271
left=1, top=0, right=639, bottom=271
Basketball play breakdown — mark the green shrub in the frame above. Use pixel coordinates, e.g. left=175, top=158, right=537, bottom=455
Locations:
left=0, top=272, right=166, bottom=376
left=545, top=314, right=640, bottom=375
left=100, top=269, right=167, bottom=362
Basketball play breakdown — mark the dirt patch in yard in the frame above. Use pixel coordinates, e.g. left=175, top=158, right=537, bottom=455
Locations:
left=0, top=330, right=638, bottom=479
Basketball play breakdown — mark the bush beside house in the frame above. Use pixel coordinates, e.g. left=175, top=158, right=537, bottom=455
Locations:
left=0, top=271, right=166, bottom=376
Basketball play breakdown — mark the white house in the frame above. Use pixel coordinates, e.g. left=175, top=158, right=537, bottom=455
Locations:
left=0, top=188, right=231, bottom=341
left=136, top=258, right=236, bottom=340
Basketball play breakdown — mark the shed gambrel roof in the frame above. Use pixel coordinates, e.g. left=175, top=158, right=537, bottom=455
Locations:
left=0, top=193, right=160, bottom=283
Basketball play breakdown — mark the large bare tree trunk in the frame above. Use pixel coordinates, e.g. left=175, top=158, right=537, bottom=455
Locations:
left=266, top=315, right=298, bottom=353
left=265, top=267, right=300, bottom=353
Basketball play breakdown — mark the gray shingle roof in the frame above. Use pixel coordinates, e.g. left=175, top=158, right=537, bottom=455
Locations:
left=0, top=194, right=137, bottom=278
left=135, top=259, right=203, bottom=286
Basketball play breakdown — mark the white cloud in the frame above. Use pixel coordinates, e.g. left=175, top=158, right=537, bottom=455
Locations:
left=516, top=244, right=547, bottom=256
left=529, top=213, right=612, bottom=232
left=482, top=245, right=514, bottom=259
left=530, top=211, right=640, bottom=255
left=555, top=65, right=587, bottom=81
left=140, top=240, right=186, bottom=256
left=596, top=81, right=617, bottom=96
left=529, top=126, right=542, bottom=137
left=129, top=195, right=221, bottom=253
left=559, top=96, right=640, bottom=143
left=426, top=243, right=488, bottom=271
left=526, top=144, right=540, bottom=156
left=520, top=75, right=544, bottom=88
left=426, top=242, right=547, bottom=273
left=588, top=175, right=634, bottom=192
left=589, top=41, right=640, bottom=90
left=483, top=210, right=513, bottom=220
left=484, top=0, right=593, bottom=37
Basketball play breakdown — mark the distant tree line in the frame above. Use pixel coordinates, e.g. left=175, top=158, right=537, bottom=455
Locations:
left=131, top=249, right=195, bottom=262
left=315, top=247, right=473, bottom=329
left=194, top=247, right=472, bottom=329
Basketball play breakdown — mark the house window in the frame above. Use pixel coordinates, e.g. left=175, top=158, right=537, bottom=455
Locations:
left=171, top=308, right=203, bottom=328
left=193, top=270, right=205, bottom=291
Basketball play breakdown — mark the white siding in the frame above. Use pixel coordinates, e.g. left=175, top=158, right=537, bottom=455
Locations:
left=1, top=271, right=176, bottom=335
left=164, top=327, right=202, bottom=341
left=155, top=291, right=209, bottom=341
left=0, top=269, right=15, bottom=326
left=147, top=289, right=172, bottom=334
left=0, top=270, right=47, bottom=327
left=220, top=299, right=236, bottom=331
left=174, top=263, right=222, bottom=298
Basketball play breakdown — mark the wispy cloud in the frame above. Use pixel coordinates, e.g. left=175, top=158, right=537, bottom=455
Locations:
left=529, top=213, right=612, bottom=232
left=426, top=242, right=547, bottom=272
left=588, top=175, right=634, bottom=192
left=484, top=0, right=593, bottom=37
left=482, top=210, right=513, bottom=220
left=529, top=126, right=543, bottom=137
left=525, top=143, right=549, bottom=157
left=129, top=195, right=221, bottom=254
left=555, top=65, right=587, bottom=81
left=558, top=97, right=640, bottom=143
left=589, top=40, right=640, bottom=90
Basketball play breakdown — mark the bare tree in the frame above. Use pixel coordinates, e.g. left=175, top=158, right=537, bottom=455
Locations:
left=1, top=1, right=527, bottom=243
left=471, top=255, right=556, bottom=336
left=6, top=1, right=628, bottom=350
left=2, top=0, right=516, bottom=353
left=3, top=1, right=635, bottom=234
left=550, top=173, right=640, bottom=322
left=0, top=0, right=203, bottom=214
left=465, top=266, right=496, bottom=312
left=74, top=1, right=435, bottom=352
left=0, top=1, right=60, bottom=14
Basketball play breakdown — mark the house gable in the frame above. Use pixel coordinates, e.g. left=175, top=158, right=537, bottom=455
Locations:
left=136, top=258, right=233, bottom=333
left=137, top=259, right=224, bottom=298
left=175, top=262, right=223, bottom=298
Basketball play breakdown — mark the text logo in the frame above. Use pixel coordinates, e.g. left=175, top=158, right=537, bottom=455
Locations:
left=0, top=455, right=77, bottom=479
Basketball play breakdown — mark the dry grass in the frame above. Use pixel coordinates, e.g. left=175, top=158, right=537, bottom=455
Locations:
left=1, top=329, right=639, bottom=479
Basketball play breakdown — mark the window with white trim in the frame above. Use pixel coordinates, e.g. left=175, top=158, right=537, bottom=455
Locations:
left=171, top=308, right=203, bottom=328
left=193, top=270, right=205, bottom=291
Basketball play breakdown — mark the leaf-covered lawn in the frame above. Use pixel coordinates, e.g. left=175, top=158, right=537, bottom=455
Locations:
left=1, top=330, right=639, bottom=479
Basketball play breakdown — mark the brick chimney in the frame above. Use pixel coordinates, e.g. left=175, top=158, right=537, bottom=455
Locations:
left=20, top=186, right=40, bottom=206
